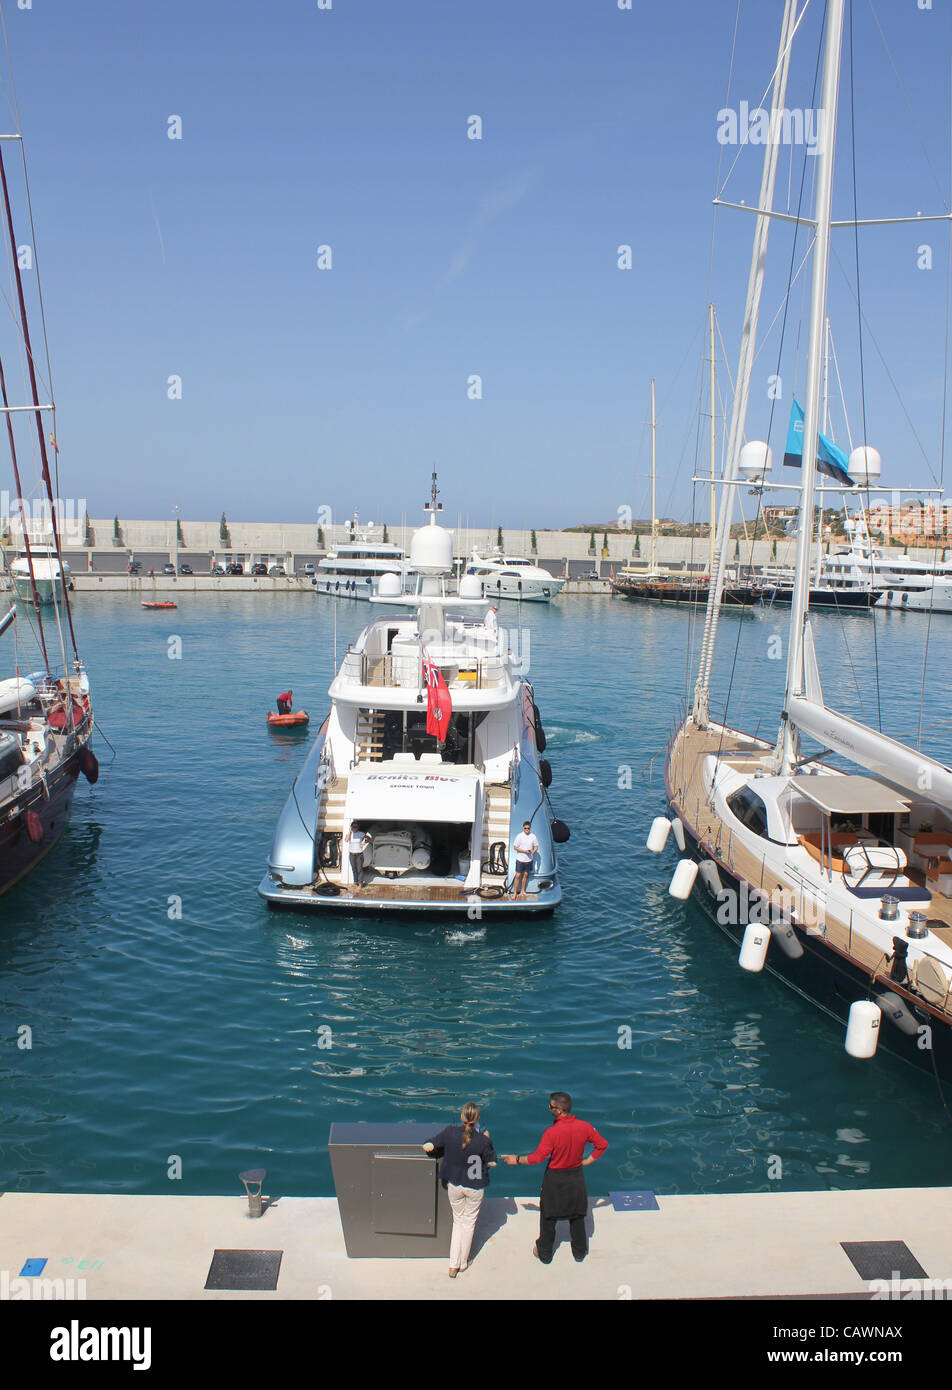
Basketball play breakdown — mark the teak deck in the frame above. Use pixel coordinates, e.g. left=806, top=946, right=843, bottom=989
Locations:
left=667, top=721, right=952, bottom=1009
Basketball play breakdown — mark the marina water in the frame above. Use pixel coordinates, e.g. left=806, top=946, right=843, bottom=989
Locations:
left=1, top=591, right=951, bottom=1197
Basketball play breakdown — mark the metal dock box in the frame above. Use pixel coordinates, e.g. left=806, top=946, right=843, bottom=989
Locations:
left=328, top=1122, right=453, bottom=1257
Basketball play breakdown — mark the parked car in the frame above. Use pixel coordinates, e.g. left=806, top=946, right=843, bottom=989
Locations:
left=211, top=564, right=225, bottom=575
left=227, top=562, right=244, bottom=576
left=581, top=570, right=600, bottom=580
left=301, top=562, right=316, bottom=577
left=162, top=563, right=176, bottom=576
left=251, top=563, right=267, bottom=576
left=128, top=559, right=141, bottom=574
left=178, top=563, right=193, bottom=575
left=268, top=564, right=286, bottom=577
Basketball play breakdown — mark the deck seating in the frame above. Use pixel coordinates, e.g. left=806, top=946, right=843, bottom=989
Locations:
left=927, top=858, right=952, bottom=896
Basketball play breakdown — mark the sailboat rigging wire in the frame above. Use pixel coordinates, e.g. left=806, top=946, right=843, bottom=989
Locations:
left=830, top=245, right=941, bottom=478
left=713, top=13, right=824, bottom=748
left=848, top=0, right=883, bottom=735
left=708, top=0, right=743, bottom=304
left=714, top=1, right=813, bottom=202
left=915, top=139, right=952, bottom=751
left=0, top=146, right=76, bottom=667
left=866, top=0, right=950, bottom=212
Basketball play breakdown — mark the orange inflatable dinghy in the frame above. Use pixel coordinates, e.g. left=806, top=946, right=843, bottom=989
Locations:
left=267, top=710, right=310, bottom=727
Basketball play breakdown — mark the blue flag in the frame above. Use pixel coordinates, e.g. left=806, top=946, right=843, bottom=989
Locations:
left=782, top=399, right=852, bottom=486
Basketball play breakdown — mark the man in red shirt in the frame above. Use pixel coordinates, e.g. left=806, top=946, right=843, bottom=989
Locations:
left=502, top=1092, right=608, bottom=1264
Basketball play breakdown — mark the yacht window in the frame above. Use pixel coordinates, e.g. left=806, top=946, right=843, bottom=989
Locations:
left=726, top=786, right=769, bottom=838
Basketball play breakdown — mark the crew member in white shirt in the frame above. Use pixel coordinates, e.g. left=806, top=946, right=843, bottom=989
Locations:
left=512, top=820, right=538, bottom=900
left=348, top=826, right=370, bottom=892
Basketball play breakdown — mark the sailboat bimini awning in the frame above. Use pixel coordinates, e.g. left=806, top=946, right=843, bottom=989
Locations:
left=791, top=775, right=911, bottom=816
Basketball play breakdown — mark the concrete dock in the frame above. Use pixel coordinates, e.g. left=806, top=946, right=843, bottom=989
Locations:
left=2, top=1187, right=951, bottom=1300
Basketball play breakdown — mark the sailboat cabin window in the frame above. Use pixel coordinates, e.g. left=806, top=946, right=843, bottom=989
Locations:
left=727, top=786, right=769, bottom=838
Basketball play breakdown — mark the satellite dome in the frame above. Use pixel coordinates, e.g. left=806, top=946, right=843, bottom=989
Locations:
left=410, top=521, right=453, bottom=574
left=458, top=574, right=483, bottom=600
left=738, top=441, right=772, bottom=482
left=847, top=446, right=882, bottom=487
left=377, top=571, right=402, bottom=598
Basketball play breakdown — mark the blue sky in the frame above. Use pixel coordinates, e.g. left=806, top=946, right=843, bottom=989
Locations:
left=0, top=0, right=949, bottom=531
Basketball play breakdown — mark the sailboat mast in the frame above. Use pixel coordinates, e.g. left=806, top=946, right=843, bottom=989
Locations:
left=709, top=303, right=716, bottom=575
left=779, top=0, right=846, bottom=773
left=0, top=144, right=78, bottom=665
left=650, top=378, right=656, bottom=576
left=693, top=0, right=799, bottom=725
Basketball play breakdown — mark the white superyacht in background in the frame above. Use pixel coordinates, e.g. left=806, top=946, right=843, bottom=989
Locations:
left=261, top=486, right=566, bottom=914
left=9, top=545, right=70, bottom=605
left=314, top=515, right=414, bottom=600
left=464, top=549, right=565, bottom=602
left=824, top=515, right=952, bottom=614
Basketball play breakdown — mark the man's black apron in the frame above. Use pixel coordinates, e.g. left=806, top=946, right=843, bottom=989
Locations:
left=540, top=1164, right=587, bottom=1220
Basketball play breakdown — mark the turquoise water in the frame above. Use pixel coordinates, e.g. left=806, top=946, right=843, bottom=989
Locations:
left=1, top=591, right=951, bottom=1198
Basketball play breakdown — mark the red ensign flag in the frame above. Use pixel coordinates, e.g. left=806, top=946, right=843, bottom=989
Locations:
left=422, top=650, right=452, bottom=743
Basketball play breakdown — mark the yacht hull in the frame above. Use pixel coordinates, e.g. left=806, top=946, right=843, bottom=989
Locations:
left=0, top=753, right=81, bottom=896
left=663, top=733, right=952, bottom=1081
left=761, top=585, right=883, bottom=610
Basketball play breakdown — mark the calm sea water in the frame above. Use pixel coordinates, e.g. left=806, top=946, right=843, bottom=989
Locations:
left=2, top=590, right=951, bottom=1198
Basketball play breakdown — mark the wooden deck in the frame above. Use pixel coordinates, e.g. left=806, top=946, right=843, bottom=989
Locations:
left=667, top=719, right=952, bottom=1015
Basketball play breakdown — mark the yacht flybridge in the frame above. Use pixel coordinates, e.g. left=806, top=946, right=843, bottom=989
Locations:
left=260, top=481, right=566, bottom=914
left=657, top=0, right=952, bottom=1078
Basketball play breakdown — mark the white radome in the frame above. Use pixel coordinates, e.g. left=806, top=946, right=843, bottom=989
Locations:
left=410, top=523, right=453, bottom=574
left=847, top=445, right=882, bottom=486
left=738, top=440, right=772, bottom=482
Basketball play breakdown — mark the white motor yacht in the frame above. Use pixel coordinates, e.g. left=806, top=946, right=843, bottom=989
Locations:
left=261, top=485, right=567, bottom=914
left=464, top=549, right=565, bottom=603
left=314, top=515, right=414, bottom=600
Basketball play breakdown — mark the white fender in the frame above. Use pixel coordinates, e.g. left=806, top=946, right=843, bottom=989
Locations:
left=845, top=1000, right=881, bottom=1058
left=647, top=816, right=671, bottom=854
left=669, top=858, right=699, bottom=900
left=670, top=818, right=686, bottom=852
left=739, top=922, right=769, bottom=973
left=769, top=920, right=804, bottom=960
left=698, top=860, right=723, bottom=897
left=875, top=990, right=918, bottom=1037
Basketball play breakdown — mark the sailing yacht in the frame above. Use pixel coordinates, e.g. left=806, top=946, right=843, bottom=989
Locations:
left=260, top=480, right=567, bottom=914
left=657, top=0, right=952, bottom=1076
left=0, top=118, right=96, bottom=894
left=611, top=370, right=760, bottom=607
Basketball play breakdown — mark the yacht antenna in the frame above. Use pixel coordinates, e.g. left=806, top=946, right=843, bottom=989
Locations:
left=425, top=470, right=442, bottom=519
